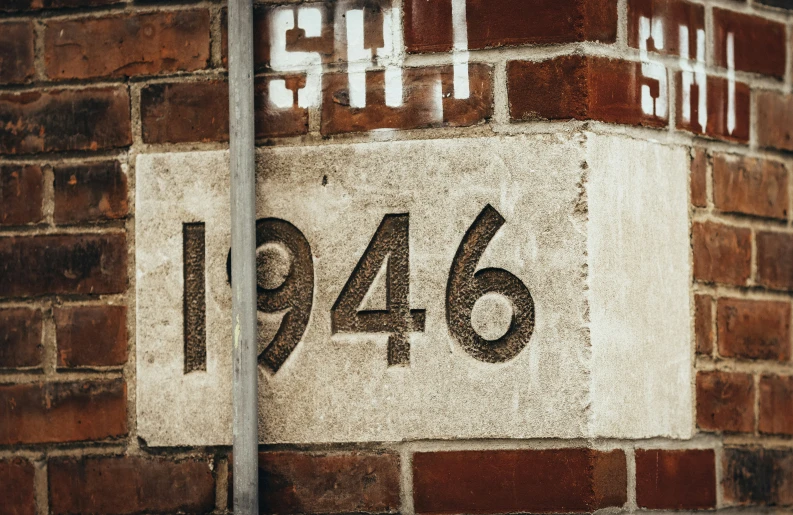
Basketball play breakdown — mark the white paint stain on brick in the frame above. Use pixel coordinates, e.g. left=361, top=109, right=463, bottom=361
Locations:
left=727, top=32, right=736, bottom=135
left=378, top=8, right=404, bottom=107
left=679, top=25, right=707, bottom=130
left=270, top=7, right=323, bottom=108
left=451, top=0, right=470, bottom=100
left=346, top=9, right=370, bottom=109
left=639, top=16, right=667, bottom=118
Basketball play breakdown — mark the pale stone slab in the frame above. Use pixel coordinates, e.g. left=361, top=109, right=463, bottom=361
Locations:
left=136, top=133, right=693, bottom=446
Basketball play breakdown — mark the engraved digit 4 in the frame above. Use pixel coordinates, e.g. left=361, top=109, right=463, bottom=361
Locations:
left=446, top=205, right=535, bottom=363
left=331, top=214, right=426, bottom=366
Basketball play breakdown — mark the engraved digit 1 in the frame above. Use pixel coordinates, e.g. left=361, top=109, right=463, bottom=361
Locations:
left=184, top=222, right=206, bottom=373
left=331, top=214, right=426, bottom=366
left=227, top=218, right=314, bottom=373
left=446, top=205, right=535, bottom=363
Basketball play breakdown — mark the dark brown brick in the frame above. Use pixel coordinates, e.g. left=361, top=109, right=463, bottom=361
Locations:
left=0, top=0, right=120, bottom=11
left=723, top=447, right=793, bottom=506
left=54, top=161, right=128, bottom=224
left=718, top=298, right=791, bottom=361
left=760, top=375, right=793, bottom=436
left=757, top=231, right=793, bottom=292
left=713, top=8, right=786, bottom=79
left=54, top=305, right=127, bottom=368
left=636, top=449, right=716, bottom=510
left=413, top=449, right=626, bottom=513
left=696, top=370, right=755, bottom=433
left=44, top=11, right=210, bottom=80
left=49, top=456, right=214, bottom=515
left=0, top=87, right=131, bottom=155
left=713, top=154, right=788, bottom=219
left=691, top=148, right=707, bottom=208
left=1, top=165, right=43, bottom=226
left=508, top=56, right=668, bottom=128
left=628, top=0, right=705, bottom=59
left=674, top=74, right=750, bottom=143
left=0, top=458, right=35, bottom=515
left=403, top=0, right=453, bottom=53
left=0, top=22, right=35, bottom=85
left=692, top=221, right=751, bottom=286
left=757, top=91, right=793, bottom=152
left=0, top=379, right=127, bottom=445
left=0, top=308, right=42, bottom=368
left=141, top=78, right=308, bottom=143
left=0, top=233, right=127, bottom=298
left=695, top=294, right=713, bottom=355
left=321, top=64, right=492, bottom=135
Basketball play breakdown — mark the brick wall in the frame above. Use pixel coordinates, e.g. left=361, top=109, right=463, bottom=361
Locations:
left=1, top=0, right=792, bottom=513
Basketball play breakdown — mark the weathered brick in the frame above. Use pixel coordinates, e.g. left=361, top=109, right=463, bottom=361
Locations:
left=54, top=305, right=127, bottom=368
left=0, top=379, right=127, bottom=445
left=723, top=447, right=793, bottom=506
left=755, top=0, right=793, bottom=8
left=760, top=375, right=793, bottom=436
left=0, top=308, right=42, bottom=368
left=0, top=458, right=35, bottom=515
left=0, top=22, right=35, bottom=85
left=0, top=0, right=120, bottom=11
left=0, top=233, right=127, bottom=298
left=508, top=56, right=667, bottom=128
left=718, top=298, right=791, bottom=361
left=691, top=148, right=707, bottom=208
left=628, top=0, right=705, bottom=59
left=674, top=74, right=750, bottom=143
left=695, top=294, right=713, bottom=355
left=49, top=456, right=214, bottom=515
left=321, top=64, right=492, bottom=135
left=53, top=161, right=128, bottom=224
left=413, top=449, right=626, bottom=513
left=44, top=11, right=210, bottom=80
left=140, top=78, right=308, bottom=144
left=0, top=87, right=131, bottom=155
left=692, top=222, right=751, bottom=286
left=635, top=449, right=716, bottom=509
left=403, top=0, right=453, bottom=53
left=712, top=154, right=788, bottom=219
left=1, top=165, right=43, bottom=226
left=696, top=370, right=755, bottom=433
left=713, top=9, right=786, bottom=79
left=228, top=452, right=400, bottom=513
left=757, top=231, right=793, bottom=291
left=757, top=91, right=793, bottom=152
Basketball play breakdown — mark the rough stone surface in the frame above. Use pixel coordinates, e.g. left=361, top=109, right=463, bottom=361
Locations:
left=136, top=133, right=691, bottom=445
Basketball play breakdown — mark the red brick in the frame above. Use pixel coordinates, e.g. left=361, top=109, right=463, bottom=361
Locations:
left=0, top=379, right=127, bottom=445
left=696, top=370, right=755, bottom=433
left=0, top=308, right=42, bottom=368
left=757, top=231, right=793, bottom=291
left=0, top=0, right=120, bottom=11
left=713, top=9, right=786, bottom=79
left=1, top=165, right=43, bottom=226
left=403, top=0, right=453, bottom=53
left=691, top=148, right=707, bottom=208
left=675, top=74, right=750, bottom=143
left=49, top=456, right=214, bottom=515
left=718, top=298, right=791, bottom=361
left=0, top=233, right=127, bottom=298
left=692, top=221, right=751, bottom=286
left=44, top=11, right=210, bottom=81
left=508, top=56, right=668, bottom=128
left=635, top=449, right=716, bottom=509
left=713, top=154, right=788, bottom=219
left=54, top=305, right=127, bottom=368
left=0, top=22, right=35, bottom=85
left=757, top=91, right=793, bottom=152
left=141, top=78, right=308, bottom=144
left=760, top=375, right=793, bottom=436
left=0, top=87, right=131, bottom=155
left=53, top=161, right=128, bottom=224
left=695, top=294, right=713, bottom=355
left=413, top=449, right=626, bottom=513
left=0, top=458, right=35, bottom=515
left=723, top=447, right=793, bottom=506
left=628, top=0, right=705, bottom=59
left=321, top=64, right=492, bottom=135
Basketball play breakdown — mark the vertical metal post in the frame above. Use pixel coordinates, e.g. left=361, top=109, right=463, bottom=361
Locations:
left=228, top=0, right=258, bottom=512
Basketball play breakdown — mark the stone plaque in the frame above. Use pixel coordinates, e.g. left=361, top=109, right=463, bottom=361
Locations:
left=136, top=133, right=693, bottom=446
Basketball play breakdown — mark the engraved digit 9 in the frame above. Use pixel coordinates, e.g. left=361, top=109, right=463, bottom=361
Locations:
left=446, top=205, right=535, bottom=363
left=227, top=218, right=314, bottom=372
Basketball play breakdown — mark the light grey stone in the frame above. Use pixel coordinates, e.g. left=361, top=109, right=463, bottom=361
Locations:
left=135, top=132, right=693, bottom=446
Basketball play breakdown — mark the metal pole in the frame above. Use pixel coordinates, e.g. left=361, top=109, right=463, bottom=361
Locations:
left=228, top=0, right=258, bottom=512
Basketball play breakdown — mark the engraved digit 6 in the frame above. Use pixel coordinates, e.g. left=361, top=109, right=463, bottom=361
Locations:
left=446, top=205, right=535, bottom=363
left=227, top=218, right=314, bottom=372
